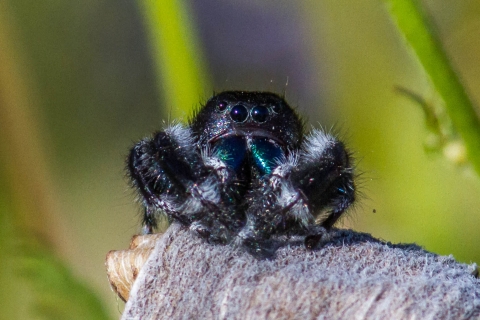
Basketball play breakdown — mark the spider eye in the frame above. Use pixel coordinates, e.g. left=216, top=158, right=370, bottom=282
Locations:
left=216, top=100, right=228, bottom=112
left=251, top=106, right=269, bottom=123
left=271, top=104, right=281, bottom=113
left=265, top=98, right=282, bottom=113
left=230, top=104, right=248, bottom=123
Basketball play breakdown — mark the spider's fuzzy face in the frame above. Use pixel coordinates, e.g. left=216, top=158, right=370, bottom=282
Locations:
left=191, top=91, right=303, bottom=149
left=190, top=91, right=303, bottom=177
left=128, top=91, right=355, bottom=256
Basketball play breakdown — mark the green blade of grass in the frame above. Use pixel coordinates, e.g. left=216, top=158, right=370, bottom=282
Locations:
left=138, top=0, right=210, bottom=119
left=384, top=0, right=480, bottom=175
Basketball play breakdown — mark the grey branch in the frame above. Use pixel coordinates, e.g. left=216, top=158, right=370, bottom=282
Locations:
left=111, top=224, right=480, bottom=319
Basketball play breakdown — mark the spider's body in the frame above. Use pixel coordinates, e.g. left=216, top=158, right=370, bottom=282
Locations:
left=128, top=91, right=355, bottom=253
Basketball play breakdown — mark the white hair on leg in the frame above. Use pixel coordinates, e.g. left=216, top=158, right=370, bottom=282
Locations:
left=300, top=129, right=338, bottom=163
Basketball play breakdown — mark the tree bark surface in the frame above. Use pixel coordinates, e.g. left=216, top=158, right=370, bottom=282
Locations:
left=118, top=223, right=480, bottom=319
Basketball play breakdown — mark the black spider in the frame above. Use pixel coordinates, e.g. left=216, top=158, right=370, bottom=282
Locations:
left=128, top=91, right=355, bottom=255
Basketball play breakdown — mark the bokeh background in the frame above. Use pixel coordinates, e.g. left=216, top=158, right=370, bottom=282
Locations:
left=1, top=0, right=480, bottom=318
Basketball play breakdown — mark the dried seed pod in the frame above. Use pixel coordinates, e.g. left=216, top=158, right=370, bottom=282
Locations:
left=105, top=233, right=163, bottom=301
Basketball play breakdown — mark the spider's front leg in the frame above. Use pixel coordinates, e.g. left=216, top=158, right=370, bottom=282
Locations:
left=291, top=129, right=355, bottom=230
left=240, top=129, right=355, bottom=250
left=290, top=130, right=355, bottom=248
left=128, top=124, right=241, bottom=242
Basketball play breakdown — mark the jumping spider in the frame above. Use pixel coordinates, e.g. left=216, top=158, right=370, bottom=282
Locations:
left=128, top=91, right=355, bottom=254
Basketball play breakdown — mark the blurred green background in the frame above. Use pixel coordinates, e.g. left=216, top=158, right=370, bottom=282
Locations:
left=1, top=0, right=480, bottom=318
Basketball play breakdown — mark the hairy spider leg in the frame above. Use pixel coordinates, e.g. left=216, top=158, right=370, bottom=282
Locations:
left=128, top=127, right=205, bottom=230
left=128, top=124, right=243, bottom=241
left=291, top=131, right=355, bottom=248
left=292, top=130, right=355, bottom=230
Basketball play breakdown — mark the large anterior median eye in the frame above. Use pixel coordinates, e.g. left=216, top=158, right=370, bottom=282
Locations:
left=251, top=106, right=269, bottom=123
left=230, top=104, right=249, bottom=122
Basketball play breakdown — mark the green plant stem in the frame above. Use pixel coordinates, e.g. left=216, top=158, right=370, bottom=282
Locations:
left=138, top=0, right=210, bottom=119
left=385, top=0, right=480, bottom=175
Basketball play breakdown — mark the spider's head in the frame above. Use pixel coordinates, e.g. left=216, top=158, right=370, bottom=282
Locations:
left=190, top=91, right=303, bottom=150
